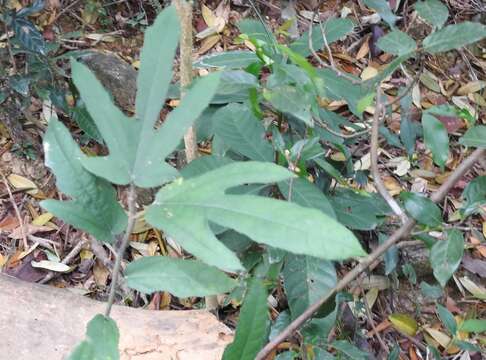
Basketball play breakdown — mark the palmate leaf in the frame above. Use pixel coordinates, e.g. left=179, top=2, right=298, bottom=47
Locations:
left=71, top=5, right=220, bottom=188
left=40, top=118, right=126, bottom=243
left=146, top=162, right=365, bottom=272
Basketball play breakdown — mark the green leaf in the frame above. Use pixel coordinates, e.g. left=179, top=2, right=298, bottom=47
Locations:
left=12, top=17, right=46, bottom=55
left=422, top=113, right=449, bottom=169
left=331, top=340, right=369, bottom=359
left=430, top=229, right=464, bottom=287
left=330, top=189, right=391, bottom=230
left=40, top=118, right=126, bottom=243
left=237, top=18, right=274, bottom=44
left=278, top=178, right=336, bottom=218
left=181, top=155, right=233, bottom=179
left=264, top=85, right=313, bottom=126
left=363, top=0, right=398, bottom=27
left=461, top=175, right=486, bottom=216
left=146, top=162, right=365, bottom=271
left=72, top=6, right=220, bottom=187
left=436, top=304, right=457, bottom=335
left=399, top=91, right=416, bottom=156
left=414, top=0, right=449, bottom=29
left=420, top=281, right=443, bottom=299
left=68, top=314, right=119, bottom=360
left=318, top=69, right=369, bottom=118
left=194, top=51, right=260, bottom=69
left=377, top=30, right=417, bottom=55
left=459, top=319, right=486, bottom=333
left=422, top=22, right=486, bottom=54
left=289, top=18, right=354, bottom=58
left=125, top=256, right=236, bottom=297
left=283, top=255, right=336, bottom=319
left=400, top=192, right=442, bottom=227
left=213, top=103, right=274, bottom=161
left=459, top=125, right=486, bottom=148
left=71, top=103, right=103, bottom=143
left=269, top=311, right=291, bottom=341
left=223, top=279, right=269, bottom=360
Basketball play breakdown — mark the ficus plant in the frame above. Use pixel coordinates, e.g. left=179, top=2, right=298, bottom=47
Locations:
left=40, top=1, right=486, bottom=359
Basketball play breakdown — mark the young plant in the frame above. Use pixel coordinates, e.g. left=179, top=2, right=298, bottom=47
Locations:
left=41, top=6, right=365, bottom=358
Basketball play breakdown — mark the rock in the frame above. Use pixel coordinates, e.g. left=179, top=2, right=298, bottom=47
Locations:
left=0, top=274, right=232, bottom=360
left=79, top=51, right=137, bottom=113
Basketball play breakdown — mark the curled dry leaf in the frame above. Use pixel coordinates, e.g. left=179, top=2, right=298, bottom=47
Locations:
left=7, top=174, right=38, bottom=195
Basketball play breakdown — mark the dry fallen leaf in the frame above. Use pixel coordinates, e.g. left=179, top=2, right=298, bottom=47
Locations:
left=7, top=174, right=38, bottom=195
left=31, top=260, right=70, bottom=273
left=389, top=313, right=418, bottom=336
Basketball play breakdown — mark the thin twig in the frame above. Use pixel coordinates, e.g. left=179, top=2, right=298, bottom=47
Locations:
left=39, top=237, right=88, bottom=284
left=104, top=183, right=136, bottom=318
left=371, top=86, right=408, bottom=224
left=314, top=116, right=371, bottom=139
left=0, top=171, right=27, bottom=249
left=360, top=286, right=389, bottom=355
left=255, top=147, right=485, bottom=360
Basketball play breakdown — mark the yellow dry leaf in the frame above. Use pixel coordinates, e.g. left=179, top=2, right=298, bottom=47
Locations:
left=131, top=60, right=140, bottom=69
left=424, top=327, right=451, bottom=349
left=7, top=174, right=38, bottom=195
left=356, top=36, right=370, bottom=60
left=0, top=253, right=8, bottom=268
left=365, top=288, right=379, bottom=310
left=330, top=152, right=346, bottom=162
left=457, top=81, right=486, bottom=96
left=459, top=276, right=486, bottom=299
left=148, top=241, right=159, bottom=256
left=80, top=249, right=93, bottom=260
left=202, top=4, right=217, bottom=27
left=383, top=176, right=401, bottom=196
left=361, top=66, right=378, bottom=80
left=483, top=222, right=486, bottom=238
left=198, top=34, right=221, bottom=55
left=93, top=260, right=109, bottom=286
left=389, top=313, right=418, bottom=336
left=32, top=213, right=54, bottom=226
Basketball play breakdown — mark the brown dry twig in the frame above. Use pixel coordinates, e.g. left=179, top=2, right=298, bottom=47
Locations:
left=371, top=86, right=408, bottom=224
left=255, top=147, right=485, bottom=360
left=0, top=171, right=27, bottom=249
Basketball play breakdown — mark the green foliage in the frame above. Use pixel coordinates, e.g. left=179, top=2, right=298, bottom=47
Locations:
left=283, top=255, right=336, bottom=319
left=414, top=0, right=449, bottom=29
left=223, top=279, right=270, bottom=360
left=422, top=22, right=486, bottom=53
left=41, top=117, right=126, bottom=243
left=436, top=304, right=457, bottom=335
left=146, top=162, right=364, bottom=271
left=194, top=51, right=260, bottom=69
left=68, top=315, right=119, bottom=360
left=125, top=257, right=236, bottom=297
left=289, top=18, right=355, bottom=58
left=459, top=319, right=486, bottom=333
left=422, top=112, right=449, bottom=170
left=430, top=230, right=464, bottom=287
left=213, top=103, right=274, bottom=161
left=400, top=192, right=442, bottom=227
left=377, top=30, right=417, bottom=55
left=459, top=125, right=486, bottom=148
left=461, top=176, right=486, bottom=216
left=363, top=0, right=398, bottom=27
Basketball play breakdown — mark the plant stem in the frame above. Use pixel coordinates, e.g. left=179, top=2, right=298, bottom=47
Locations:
left=255, top=148, right=485, bottom=360
left=104, top=183, right=136, bottom=318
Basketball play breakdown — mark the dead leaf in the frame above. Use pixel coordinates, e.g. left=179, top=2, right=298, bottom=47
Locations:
left=31, top=260, right=70, bottom=273
left=9, top=224, right=52, bottom=239
left=458, top=276, right=486, bottom=299
left=433, top=114, right=464, bottom=133
left=361, top=66, right=378, bottom=81
left=0, top=215, right=20, bottom=231
left=457, top=81, right=486, bottom=96
left=7, top=174, right=38, bottom=195
left=93, top=260, right=109, bottom=286
left=389, top=313, right=418, bottom=336
left=198, top=34, right=221, bottom=55
left=32, top=212, right=54, bottom=226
